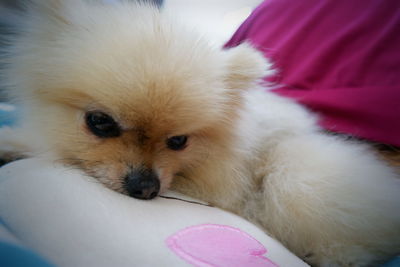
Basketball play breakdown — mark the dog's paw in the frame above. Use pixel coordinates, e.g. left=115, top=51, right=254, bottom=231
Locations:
left=0, top=126, right=30, bottom=167
left=0, top=151, right=25, bottom=167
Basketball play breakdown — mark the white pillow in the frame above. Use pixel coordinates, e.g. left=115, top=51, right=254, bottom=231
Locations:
left=0, top=158, right=307, bottom=267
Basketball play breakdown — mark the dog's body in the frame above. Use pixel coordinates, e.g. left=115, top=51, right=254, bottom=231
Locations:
left=173, top=89, right=400, bottom=266
left=1, top=1, right=399, bottom=266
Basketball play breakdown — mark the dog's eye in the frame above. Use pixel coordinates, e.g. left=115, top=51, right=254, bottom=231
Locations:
left=85, top=111, right=121, bottom=138
left=166, top=135, right=188, bottom=151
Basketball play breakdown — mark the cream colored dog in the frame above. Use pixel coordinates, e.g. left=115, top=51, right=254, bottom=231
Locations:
left=1, top=1, right=399, bottom=266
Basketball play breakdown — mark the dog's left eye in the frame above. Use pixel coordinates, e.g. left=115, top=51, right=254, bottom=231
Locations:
left=85, top=111, right=121, bottom=138
left=166, top=135, right=188, bottom=151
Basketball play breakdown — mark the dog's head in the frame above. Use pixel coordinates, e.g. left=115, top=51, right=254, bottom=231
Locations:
left=5, top=0, right=271, bottom=199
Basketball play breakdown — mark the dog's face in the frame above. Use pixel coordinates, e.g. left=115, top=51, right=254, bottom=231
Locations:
left=6, top=0, right=270, bottom=199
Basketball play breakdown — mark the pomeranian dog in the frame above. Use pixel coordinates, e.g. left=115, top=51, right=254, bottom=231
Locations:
left=1, top=0, right=399, bottom=266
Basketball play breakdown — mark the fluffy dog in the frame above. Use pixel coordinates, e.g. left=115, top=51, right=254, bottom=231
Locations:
left=1, top=1, right=399, bottom=266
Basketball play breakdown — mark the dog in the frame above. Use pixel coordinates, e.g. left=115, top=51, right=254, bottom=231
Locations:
left=1, top=1, right=399, bottom=266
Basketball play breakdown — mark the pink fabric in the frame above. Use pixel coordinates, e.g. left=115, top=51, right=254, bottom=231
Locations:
left=166, top=224, right=278, bottom=267
left=225, top=0, right=400, bottom=146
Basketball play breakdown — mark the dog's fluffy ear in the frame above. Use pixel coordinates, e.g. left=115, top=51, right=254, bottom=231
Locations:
left=28, top=0, right=81, bottom=24
left=29, top=0, right=63, bottom=15
left=223, top=43, right=274, bottom=90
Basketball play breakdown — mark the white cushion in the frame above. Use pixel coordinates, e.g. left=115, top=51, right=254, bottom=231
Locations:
left=0, top=158, right=307, bottom=267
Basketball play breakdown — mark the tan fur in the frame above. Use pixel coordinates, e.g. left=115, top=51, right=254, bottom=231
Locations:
left=1, top=1, right=400, bottom=266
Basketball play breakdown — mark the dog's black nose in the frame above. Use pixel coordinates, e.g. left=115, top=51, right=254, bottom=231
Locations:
left=124, top=168, right=160, bottom=200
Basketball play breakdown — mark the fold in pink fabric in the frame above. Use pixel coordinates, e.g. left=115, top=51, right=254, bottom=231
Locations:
left=225, top=0, right=400, bottom=146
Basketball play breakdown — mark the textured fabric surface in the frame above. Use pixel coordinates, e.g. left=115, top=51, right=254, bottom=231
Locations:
left=225, top=0, right=400, bottom=146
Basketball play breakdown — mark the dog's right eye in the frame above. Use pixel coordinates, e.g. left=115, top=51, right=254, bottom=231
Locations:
left=85, top=111, right=121, bottom=138
left=166, top=135, right=188, bottom=151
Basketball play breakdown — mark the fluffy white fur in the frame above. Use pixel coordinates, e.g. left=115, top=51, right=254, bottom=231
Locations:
left=1, top=1, right=399, bottom=266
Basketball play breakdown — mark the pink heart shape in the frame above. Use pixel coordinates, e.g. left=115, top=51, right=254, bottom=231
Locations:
left=166, top=224, right=278, bottom=267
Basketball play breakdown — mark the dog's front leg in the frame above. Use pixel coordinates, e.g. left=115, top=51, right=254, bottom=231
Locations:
left=0, top=126, right=33, bottom=166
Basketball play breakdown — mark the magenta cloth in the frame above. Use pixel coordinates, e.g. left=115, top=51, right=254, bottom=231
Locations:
left=225, top=0, right=400, bottom=146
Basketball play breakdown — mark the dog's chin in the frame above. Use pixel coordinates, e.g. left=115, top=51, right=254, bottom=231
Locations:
left=159, top=175, right=174, bottom=194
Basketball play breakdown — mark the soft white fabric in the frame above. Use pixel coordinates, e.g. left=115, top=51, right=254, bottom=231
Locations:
left=0, top=158, right=307, bottom=267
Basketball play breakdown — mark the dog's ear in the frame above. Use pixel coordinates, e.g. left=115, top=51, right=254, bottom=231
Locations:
left=29, top=0, right=63, bottom=15
left=223, top=43, right=274, bottom=90
left=28, top=0, right=81, bottom=24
